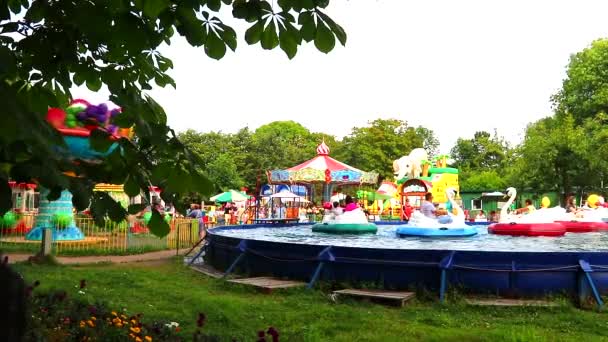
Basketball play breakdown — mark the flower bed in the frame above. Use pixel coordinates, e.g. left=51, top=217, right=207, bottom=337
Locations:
left=2, top=257, right=280, bottom=341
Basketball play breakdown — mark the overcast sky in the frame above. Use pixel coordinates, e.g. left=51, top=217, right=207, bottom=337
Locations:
left=73, top=0, right=608, bottom=153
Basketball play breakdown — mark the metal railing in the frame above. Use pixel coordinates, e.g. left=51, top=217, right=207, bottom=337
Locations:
left=0, top=215, right=199, bottom=255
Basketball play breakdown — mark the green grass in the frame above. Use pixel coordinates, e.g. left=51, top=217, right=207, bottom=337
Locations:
left=12, top=259, right=608, bottom=342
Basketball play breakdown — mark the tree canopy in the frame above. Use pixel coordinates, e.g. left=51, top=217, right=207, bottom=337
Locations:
left=336, top=119, right=439, bottom=180
left=553, top=38, right=608, bottom=123
left=0, top=0, right=346, bottom=236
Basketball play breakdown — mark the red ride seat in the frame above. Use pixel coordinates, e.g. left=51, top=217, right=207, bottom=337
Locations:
left=488, top=222, right=566, bottom=237
left=555, top=221, right=608, bottom=233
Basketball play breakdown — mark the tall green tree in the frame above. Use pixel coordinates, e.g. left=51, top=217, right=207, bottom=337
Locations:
left=507, top=115, right=591, bottom=194
left=451, top=131, right=510, bottom=171
left=0, top=1, right=345, bottom=235
left=553, top=38, right=608, bottom=123
left=250, top=121, right=320, bottom=170
left=337, top=119, right=439, bottom=180
left=206, top=153, right=244, bottom=192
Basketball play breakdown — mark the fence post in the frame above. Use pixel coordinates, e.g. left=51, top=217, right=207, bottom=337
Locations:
left=40, top=228, right=52, bottom=256
left=176, top=221, right=180, bottom=256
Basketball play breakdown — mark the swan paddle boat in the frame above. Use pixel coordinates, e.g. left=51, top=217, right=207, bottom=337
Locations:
left=555, top=199, right=608, bottom=232
left=312, top=207, right=377, bottom=234
left=396, top=188, right=478, bottom=238
left=488, top=188, right=566, bottom=237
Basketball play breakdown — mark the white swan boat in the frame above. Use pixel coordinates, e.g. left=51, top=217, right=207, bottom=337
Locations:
left=396, top=188, right=478, bottom=237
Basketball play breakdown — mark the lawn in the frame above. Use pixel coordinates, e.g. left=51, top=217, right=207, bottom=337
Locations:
left=13, top=259, right=608, bottom=341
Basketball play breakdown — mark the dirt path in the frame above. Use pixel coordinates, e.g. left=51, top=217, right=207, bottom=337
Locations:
left=4, top=250, right=185, bottom=265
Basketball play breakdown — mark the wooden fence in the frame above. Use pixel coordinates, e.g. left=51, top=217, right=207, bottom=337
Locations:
left=0, top=215, right=199, bottom=255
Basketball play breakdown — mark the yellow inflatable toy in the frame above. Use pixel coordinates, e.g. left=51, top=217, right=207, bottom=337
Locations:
left=588, top=194, right=599, bottom=208
left=541, top=196, right=550, bottom=208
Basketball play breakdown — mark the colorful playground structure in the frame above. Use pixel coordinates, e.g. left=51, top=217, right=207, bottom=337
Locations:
left=356, top=151, right=460, bottom=220
left=24, top=100, right=130, bottom=241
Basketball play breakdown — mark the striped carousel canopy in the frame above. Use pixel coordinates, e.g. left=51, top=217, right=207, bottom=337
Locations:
left=266, top=142, right=379, bottom=185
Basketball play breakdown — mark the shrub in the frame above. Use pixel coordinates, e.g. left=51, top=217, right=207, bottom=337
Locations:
left=51, top=213, right=73, bottom=229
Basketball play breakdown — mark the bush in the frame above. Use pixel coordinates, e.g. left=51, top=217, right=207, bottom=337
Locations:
left=0, top=211, right=18, bottom=229
left=51, top=213, right=73, bottom=229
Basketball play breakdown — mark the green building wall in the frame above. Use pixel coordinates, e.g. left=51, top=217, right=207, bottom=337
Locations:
left=460, top=190, right=561, bottom=216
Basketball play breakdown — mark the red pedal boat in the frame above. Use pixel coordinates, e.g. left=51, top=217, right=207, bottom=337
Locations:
left=555, top=220, right=608, bottom=233
left=488, top=222, right=566, bottom=237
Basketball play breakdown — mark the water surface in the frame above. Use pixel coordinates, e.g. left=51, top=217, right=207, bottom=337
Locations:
left=212, top=224, right=608, bottom=252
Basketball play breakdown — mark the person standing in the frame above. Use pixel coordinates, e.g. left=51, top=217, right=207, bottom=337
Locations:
left=187, top=204, right=205, bottom=238
left=223, top=203, right=232, bottom=225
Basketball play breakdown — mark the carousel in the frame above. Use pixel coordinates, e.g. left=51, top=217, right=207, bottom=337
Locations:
left=266, top=141, right=379, bottom=203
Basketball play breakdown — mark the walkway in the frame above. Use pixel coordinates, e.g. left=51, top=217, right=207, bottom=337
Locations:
left=5, top=250, right=184, bottom=265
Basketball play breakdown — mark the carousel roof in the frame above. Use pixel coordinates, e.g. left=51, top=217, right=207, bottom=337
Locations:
left=267, top=142, right=379, bottom=185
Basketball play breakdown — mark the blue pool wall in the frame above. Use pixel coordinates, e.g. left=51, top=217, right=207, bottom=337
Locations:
left=206, top=223, right=608, bottom=300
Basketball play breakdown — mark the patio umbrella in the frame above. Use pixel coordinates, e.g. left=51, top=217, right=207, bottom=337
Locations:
left=210, top=190, right=250, bottom=203
left=269, top=190, right=307, bottom=203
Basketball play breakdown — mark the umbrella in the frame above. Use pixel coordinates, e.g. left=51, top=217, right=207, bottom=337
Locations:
left=482, top=191, right=505, bottom=197
left=269, top=190, right=307, bottom=203
left=210, top=190, right=250, bottom=203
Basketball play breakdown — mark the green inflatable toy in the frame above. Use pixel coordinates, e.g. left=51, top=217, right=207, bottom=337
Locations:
left=312, top=222, right=378, bottom=234
left=0, top=211, right=17, bottom=229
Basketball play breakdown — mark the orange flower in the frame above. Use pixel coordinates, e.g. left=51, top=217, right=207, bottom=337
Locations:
left=87, top=320, right=95, bottom=327
left=121, top=314, right=128, bottom=319
left=90, top=316, right=97, bottom=321
left=144, top=336, right=152, bottom=342
left=130, top=326, right=141, bottom=334
left=129, top=333, right=136, bottom=339
left=116, top=322, right=123, bottom=328
left=131, top=319, right=137, bottom=325
left=79, top=321, right=85, bottom=328
left=135, top=337, right=142, bottom=342
left=111, top=311, right=118, bottom=316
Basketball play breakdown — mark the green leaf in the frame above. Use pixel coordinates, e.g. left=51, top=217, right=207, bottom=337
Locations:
left=151, top=162, right=173, bottom=183
left=69, top=180, right=92, bottom=211
left=148, top=209, right=170, bottom=237
left=277, top=0, right=293, bottom=11
left=48, top=187, right=62, bottom=201
left=128, top=203, right=146, bottom=215
left=73, top=72, right=86, bottom=86
left=112, top=112, right=135, bottom=128
left=176, top=6, right=207, bottom=46
left=90, top=129, right=115, bottom=152
left=318, top=11, right=346, bottom=46
left=279, top=26, right=298, bottom=59
left=207, top=0, right=221, bottom=11
left=261, top=21, right=279, bottom=50
left=219, top=24, right=237, bottom=51
left=143, top=0, right=170, bottom=19
left=24, top=0, right=44, bottom=22
left=124, top=175, right=141, bottom=197
left=86, top=77, right=102, bottom=92
left=204, top=32, right=226, bottom=60
left=314, top=20, right=334, bottom=53
left=298, top=11, right=316, bottom=42
left=314, top=0, right=329, bottom=8
left=301, top=0, right=315, bottom=9
left=8, top=0, right=21, bottom=14
left=167, top=167, right=189, bottom=194
left=245, top=20, right=264, bottom=45
left=0, top=178, right=11, bottom=215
